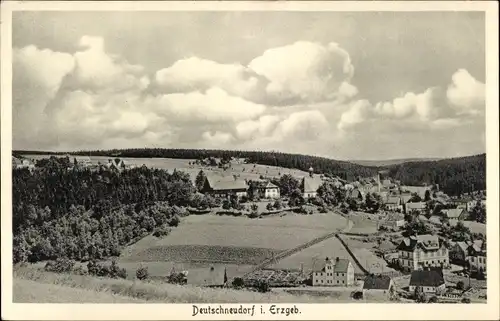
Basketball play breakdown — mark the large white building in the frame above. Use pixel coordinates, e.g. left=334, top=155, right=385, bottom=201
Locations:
left=396, top=235, right=449, bottom=271
left=312, top=257, right=355, bottom=287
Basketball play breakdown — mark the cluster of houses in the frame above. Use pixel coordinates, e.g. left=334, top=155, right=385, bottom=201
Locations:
left=199, top=167, right=323, bottom=201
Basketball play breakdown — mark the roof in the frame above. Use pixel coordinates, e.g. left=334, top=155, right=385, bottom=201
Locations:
left=429, top=215, right=442, bottom=224
left=382, top=179, right=392, bottom=187
left=400, top=194, right=413, bottom=204
left=333, top=259, right=350, bottom=273
left=255, top=181, right=279, bottom=189
left=312, top=259, right=329, bottom=272
left=454, top=241, right=470, bottom=253
left=409, top=269, right=445, bottom=287
left=397, top=235, right=442, bottom=252
left=401, top=186, right=431, bottom=198
left=406, top=202, right=426, bottom=210
left=302, top=176, right=322, bottom=193
left=442, top=208, right=466, bottom=219
left=207, top=176, right=248, bottom=191
left=363, top=275, right=392, bottom=290
left=468, top=240, right=486, bottom=256
left=186, top=266, right=227, bottom=286
left=386, top=213, right=404, bottom=221
left=386, top=196, right=401, bottom=205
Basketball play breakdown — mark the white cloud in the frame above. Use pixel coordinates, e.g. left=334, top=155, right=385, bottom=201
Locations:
left=249, top=41, right=356, bottom=104
left=201, top=131, right=235, bottom=146
left=446, top=69, right=485, bottom=112
left=147, top=87, right=266, bottom=124
left=338, top=100, right=372, bottom=130
left=155, top=57, right=259, bottom=99
left=236, top=115, right=281, bottom=140
left=274, top=110, right=330, bottom=140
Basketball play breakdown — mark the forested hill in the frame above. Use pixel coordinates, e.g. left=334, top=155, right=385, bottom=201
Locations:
left=385, top=153, right=486, bottom=196
left=15, top=149, right=486, bottom=196
left=16, top=148, right=380, bottom=180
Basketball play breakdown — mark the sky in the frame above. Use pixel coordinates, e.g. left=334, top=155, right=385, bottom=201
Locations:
left=12, top=11, right=486, bottom=160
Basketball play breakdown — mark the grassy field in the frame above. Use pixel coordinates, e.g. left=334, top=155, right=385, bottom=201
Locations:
left=345, top=212, right=379, bottom=234
left=119, top=213, right=349, bottom=278
left=22, top=154, right=310, bottom=181
left=14, top=266, right=379, bottom=303
left=269, top=237, right=365, bottom=274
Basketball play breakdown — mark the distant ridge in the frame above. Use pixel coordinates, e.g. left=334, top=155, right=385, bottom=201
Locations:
left=349, top=158, right=443, bottom=167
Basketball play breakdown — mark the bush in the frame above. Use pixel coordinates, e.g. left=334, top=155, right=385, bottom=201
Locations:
left=352, top=291, right=363, bottom=300
left=266, top=203, right=274, bottom=211
left=240, top=195, right=249, bottom=203
left=256, top=280, right=270, bottom=293
left=153, top=226, right=171, bottom=238
left=428, top=296, right=438, bottom=303
left=232, top=277, right=245, bottom=288
left=168, top=215, right=180, bottom=227
left=461, top=297, right=471, bottom=304
left=136, top=266, right=149, bottom=280
left=222, top=200, right=231, bottom=210
left=273, top=200, right=283, bottom=210
left=87, top=260, right=127, bottom=279
left=44, top=258, right=75, bottom=273
left=456, top=281, right=465, bottom=290
left=320, top=207, right=328, bottom=213
left=248, top=212, right=260, bottom=219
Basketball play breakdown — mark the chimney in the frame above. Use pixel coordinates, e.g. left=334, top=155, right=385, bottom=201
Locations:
left=325, top=256, right=330, bottom=262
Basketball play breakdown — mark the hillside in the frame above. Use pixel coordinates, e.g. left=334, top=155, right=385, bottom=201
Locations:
left=13, top=266, right=363, bottom=303
left=385, top=153, right=486, bottom=196
left=350, top=158, right=442, bottom=167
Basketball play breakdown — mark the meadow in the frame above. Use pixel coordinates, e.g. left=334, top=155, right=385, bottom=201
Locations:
left=448, top=219, right=486, bottom=235
left=119, top=213, right=349, bottom=278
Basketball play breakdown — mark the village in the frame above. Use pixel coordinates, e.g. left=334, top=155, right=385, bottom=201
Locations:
left=12, top=154, right=487, bottom=303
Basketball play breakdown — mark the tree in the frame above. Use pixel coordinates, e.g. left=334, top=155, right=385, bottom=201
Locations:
left=414, top=286, right=427, bottom=303
left=424, top=190, right=431, bottom=202
left=289, top=188, right=305, bottom=207
left=409, top=193, right=422, bottom=203
left=251, top=203, right=259, bottom=213
left=278, top=174, right=300, bottom=197
left=456, top=281, right=465, bottom=290
left=222, top=200, right=231, bottom=210
left=195, top=170, right=206, bottom=192
left=232, top=277, right=245, bottom=288
left=470, top=201, right=486, bottom=223
left=136, top=266, right=149, bottom=280
left=273, top=199, right=283, bottom=210
left=266, top=203, right=274, bottom=211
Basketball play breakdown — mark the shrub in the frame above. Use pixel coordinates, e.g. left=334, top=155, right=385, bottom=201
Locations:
left=240, top=195, right=249, bottom=203
left=456, top=281, right=465, bottom=290
left=352, top=291, right=363, bottom=300
left=320, top=207, right=328, bottom=213
left=73, top=265, right=88, bottom=275
left=222, top=200, right=231, bottom=210
left=232, top=277, right=245, bottom=288
left=461, top=297, right=471, bottom=304
left=256, top=280, right=270, bottom=293
left=273, top=200, right=283, bottom=210
left=153, top=226, right=171, bottom=238
left=168, top=215, right=180, bottom=227
left=44, top=258, right=75, bottom=273
left=250, top=203, right=259, bottom=212
left=428, top=296, right=438, bottom=303
left=248, top=212, right=259, bottom=219
left=136, top=266, right=149, bottom=280
left=266, top=203, right=274, bottom=211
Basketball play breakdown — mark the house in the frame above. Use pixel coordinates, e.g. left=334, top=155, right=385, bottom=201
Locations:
left=405, top=202, right=426, bottom=214
left=186, top=266, right=228, bottom=288
left=401, top=186, right=431, bottom=199
left=409, top=268, right=446, bottom=294
left=449, top=241, right=470, bottom=266
left=451, top=198, right=471, bottom=210
left=467, top=240, right=486, bottom=274
left=400, top=194, right=413, bottom=205
left=385, top=196, right=403, bottom=212
left=442, top=208, right=468, bottom=220
left=301, top=168, right=322, bottom=199
left=254, top=180, right=280, bottom=199
left=381, top=212, right=405, bottom=229
left=467, top=199, right=486, bottom=212
left=362, top=275, right=395, bottom=300
left=312, top=257, right=355, bottom=287
left=345, top=187, right=364, bottom=202
left=202, top=175, right=248, bottom=199
left=105, top=158, right=127, bottom=172
left=396, top=235, right=449, bottom=271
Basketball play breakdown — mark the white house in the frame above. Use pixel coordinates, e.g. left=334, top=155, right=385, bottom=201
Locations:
left=409, top=268, right=446, bottom=294
left=312, top=257, right=355, bottom=287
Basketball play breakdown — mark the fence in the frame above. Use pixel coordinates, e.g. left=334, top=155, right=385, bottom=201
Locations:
left=335, top=234, right=369, bottom=275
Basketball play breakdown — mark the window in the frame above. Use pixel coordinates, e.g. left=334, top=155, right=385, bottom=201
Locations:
left=337, top=280, right=339, bottom=284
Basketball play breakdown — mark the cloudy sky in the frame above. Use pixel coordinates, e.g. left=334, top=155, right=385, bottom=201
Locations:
left=12, top=11, right=486, bottom=160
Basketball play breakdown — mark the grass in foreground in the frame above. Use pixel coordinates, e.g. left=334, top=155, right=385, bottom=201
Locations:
left=13, top=265, right=402, bottom=303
